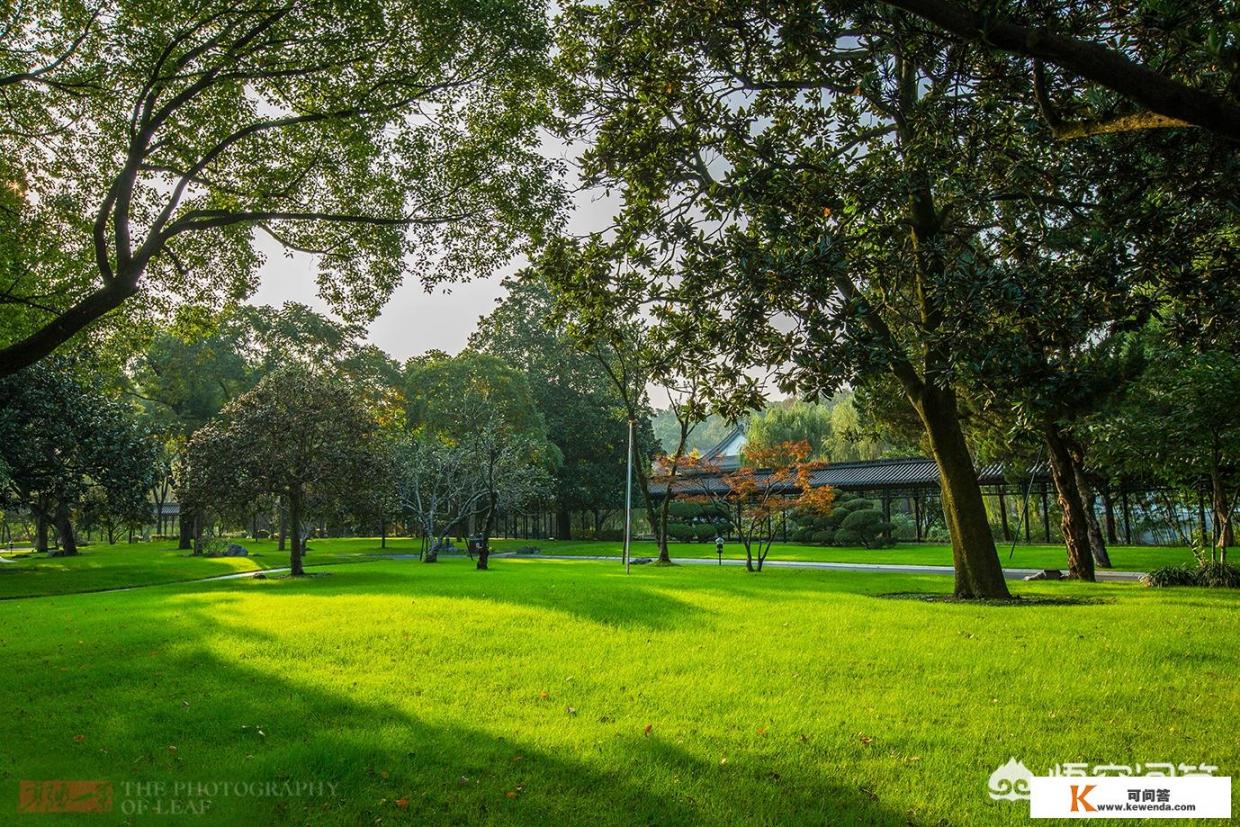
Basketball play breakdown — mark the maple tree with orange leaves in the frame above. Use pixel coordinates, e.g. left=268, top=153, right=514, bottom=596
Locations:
left=679, top=440, right=835, bottom=572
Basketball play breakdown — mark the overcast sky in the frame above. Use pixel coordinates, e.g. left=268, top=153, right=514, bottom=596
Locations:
left=246, top=142, right=620, bottom=363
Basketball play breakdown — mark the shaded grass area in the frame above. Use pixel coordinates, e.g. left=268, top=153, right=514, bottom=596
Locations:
left=490, top=537, right=1191, bottom=572
left=0, top=558, right=1235, bottom=825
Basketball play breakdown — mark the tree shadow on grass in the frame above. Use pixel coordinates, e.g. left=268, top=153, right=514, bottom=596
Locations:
left=0, top=596, right=916, bottom=827
left=184, top=559, right=715, bottom=633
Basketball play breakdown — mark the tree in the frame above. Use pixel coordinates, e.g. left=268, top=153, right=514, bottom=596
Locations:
left=128, top=319, right=251, bottom=547
left=556, top=3, right=1083, bottom=596
left=747, top=401, right=834, bottom=461
left=395, top=434, right=485, bottom=556
left=875, top=0, right=1240, bottom=141
left=0, top=0, right=562, bottom=376
left=404, top=351, right=555, bottom=569
left=648, top=377, right=708, bottom=563
left=180, top=366, right=380, bottom=575
left=470, top=276, right=632, bottom=539
left=0, top=359, right=156, bottom=555
left=684, top=441, right=835, bottom=572
left=1095, top=347, right=1240, bottom=561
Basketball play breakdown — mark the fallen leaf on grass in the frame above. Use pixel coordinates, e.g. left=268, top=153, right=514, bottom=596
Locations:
left=73, top=735, right=85, bottom=744
left=643, top=724, right=653, bottom=737
left=395, top=798, right=408, bottom=809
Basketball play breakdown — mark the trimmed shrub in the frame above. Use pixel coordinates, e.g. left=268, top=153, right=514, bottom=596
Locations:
left=666, top=522, right=697, bottom=542
left=834, top=528, right=860, bottom=546
left=810, top=529, right=835, bottom=545
left=839, top=509, right=895, bottom=548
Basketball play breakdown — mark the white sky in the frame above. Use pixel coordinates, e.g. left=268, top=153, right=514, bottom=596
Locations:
left=247, top=148, right=621, bottom=362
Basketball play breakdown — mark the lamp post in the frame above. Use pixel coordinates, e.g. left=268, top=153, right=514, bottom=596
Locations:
left=623, top=417, right=634, bottom=575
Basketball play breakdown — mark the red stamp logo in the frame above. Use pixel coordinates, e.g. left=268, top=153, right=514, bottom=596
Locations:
left=18, top=780, right=113, bottom=813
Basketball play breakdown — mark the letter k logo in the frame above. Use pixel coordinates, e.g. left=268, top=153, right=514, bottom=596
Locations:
left=1070, top=784, right=1097, bottom=813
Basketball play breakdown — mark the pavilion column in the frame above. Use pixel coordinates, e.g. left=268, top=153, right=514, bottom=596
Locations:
left=997, top=487, right=1011, bottom=542
left=1041, top=483, right=1051, bottom=543
left=1121, top=488, right=1132, bottom=545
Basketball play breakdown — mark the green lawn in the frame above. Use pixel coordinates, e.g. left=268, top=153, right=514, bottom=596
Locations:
left=0, top=556, right=1235, bottom=825
left=0, top=536, right=1192, bottom=600
left=0, top=537, right=417, bottom=599
left=490, top=537, right=1192, bottom=571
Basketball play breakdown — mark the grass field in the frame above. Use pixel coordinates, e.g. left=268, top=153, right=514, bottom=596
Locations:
left=489, top=537, right=1194, bottom=572
left=0, top=553, right=1235, bottom=824
left=1, top=536, right=1191, bottom=601
left=0, top=538, right=410, bottom=599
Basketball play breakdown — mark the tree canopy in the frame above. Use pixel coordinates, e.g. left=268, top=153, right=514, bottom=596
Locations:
left=0, top=0, right=563, bottom=376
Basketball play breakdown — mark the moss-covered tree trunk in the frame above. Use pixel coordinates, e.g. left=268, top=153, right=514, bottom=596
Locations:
left=1045, top=425, right=1096, bottom=581
left=914, top=386, right=1010, bottom=598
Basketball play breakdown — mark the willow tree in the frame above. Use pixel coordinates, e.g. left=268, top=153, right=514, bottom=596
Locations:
left=553, top=2, right=1122, bottom=597
left=0, top=0, right=562, bottom=376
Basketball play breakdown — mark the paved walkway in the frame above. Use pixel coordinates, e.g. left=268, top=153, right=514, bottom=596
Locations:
left=497, top=553, right=1146, bottom=582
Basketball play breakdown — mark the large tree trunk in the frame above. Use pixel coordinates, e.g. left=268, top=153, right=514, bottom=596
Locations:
left=913, top=387, right=1010, bottom=598
left=1045, top=425, right=1096, bottom=581
left=1070, top=450, right=1111, bottom=568
left=177, top=506, right=194, bottom=550
left=53, top=503, right=78, bottom=556
left=555, top=504, right=572, bottom=541
left=288, top=490, right=305, bottom=576
left=278, top=497, right=287, bottom=552
left=35, top=509, right=49, bottom=553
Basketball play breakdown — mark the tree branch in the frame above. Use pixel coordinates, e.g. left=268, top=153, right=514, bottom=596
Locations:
left=882, top=0, right=1240, bottom=141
